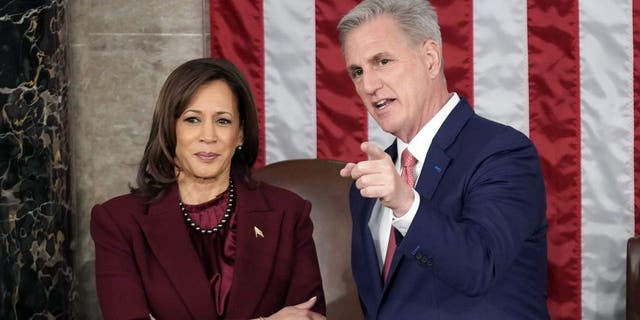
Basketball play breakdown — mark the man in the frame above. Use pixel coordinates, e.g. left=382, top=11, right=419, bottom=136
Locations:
left=338, top=0, right=549, bottom=319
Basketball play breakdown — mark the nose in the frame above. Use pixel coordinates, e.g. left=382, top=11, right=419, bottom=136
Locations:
left=361, top=70, right=382, bottom=95
left=199, top=120, right=217, bottom=143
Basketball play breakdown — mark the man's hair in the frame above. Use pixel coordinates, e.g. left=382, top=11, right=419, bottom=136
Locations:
left=132, top=58, right=259, bottom=201
left=337, top=0, right=441, bottom=51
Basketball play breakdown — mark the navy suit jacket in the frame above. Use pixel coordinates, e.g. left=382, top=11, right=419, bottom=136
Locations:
left=349, top=99, right=549, bottom=319
left=91, top=177, right=325, bottom=320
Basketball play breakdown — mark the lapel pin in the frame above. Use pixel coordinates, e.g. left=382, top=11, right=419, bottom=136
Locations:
left=254, top=226, right=264, bottom=238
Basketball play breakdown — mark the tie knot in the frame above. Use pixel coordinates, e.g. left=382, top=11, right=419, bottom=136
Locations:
left=401, top=148, right=417, bottom=168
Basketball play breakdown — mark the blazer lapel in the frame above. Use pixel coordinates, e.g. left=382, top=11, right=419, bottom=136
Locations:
left=362, top=198, right=382, bottom=290
left=226, top=178, right=284, bottom=317
left=414, top=147, right=450, bottom=200
left=351, top=188, right=384, bottom=303
left=414, top=98, right=473, bottom=200
left=136, top=184, right=215, bottom=319
left=357, top=180, right=382, bottom=292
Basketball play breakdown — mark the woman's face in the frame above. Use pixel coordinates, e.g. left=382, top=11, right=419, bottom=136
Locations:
left=174, top=80, right=243, bottom=183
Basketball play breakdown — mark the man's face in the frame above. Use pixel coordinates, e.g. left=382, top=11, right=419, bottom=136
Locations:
left=344, top=15, right=438, bottom=142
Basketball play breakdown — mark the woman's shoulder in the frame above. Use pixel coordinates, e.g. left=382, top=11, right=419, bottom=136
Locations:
left=252, top=180, right=304, bottom=200
left=91, top=192, right=149, bottom=226
left=242, top=178, right=308, bottom=211
left=96, top=192, right=147, bottom=211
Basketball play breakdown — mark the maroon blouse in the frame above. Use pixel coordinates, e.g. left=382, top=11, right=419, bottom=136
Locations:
left=182, top=189, right=237, bottom=318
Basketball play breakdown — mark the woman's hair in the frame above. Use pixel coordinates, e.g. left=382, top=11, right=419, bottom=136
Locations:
left=132, top=58, right=259, bottom=201
left=337, top=0, right=441, bottom=51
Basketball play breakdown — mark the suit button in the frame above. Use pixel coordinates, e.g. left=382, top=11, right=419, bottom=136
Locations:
left=414, top=252, right=433, bottom=267
left=419, top=256, right=433, bottom=267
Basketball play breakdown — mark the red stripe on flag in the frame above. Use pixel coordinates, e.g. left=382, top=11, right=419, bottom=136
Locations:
left=527, top=1, right=581, bottom=319
left=431, top=0, right=474, bottom=105
left=315, top=0, right=367, bottom=162
left=210, top=0, right=266, bottom=168
left=634, top=0, right=640, bottom=236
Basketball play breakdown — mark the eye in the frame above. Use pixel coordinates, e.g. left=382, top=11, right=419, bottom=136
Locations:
left=217, top=118, right=232, bottom=125
left=350, top=68, right=363, bottom=79
left=184, top=116, right=199, bottom=124
left=378, top=58, right=391, bottom=66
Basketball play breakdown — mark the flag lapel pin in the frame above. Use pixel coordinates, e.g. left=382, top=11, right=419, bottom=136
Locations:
left=254, top=226, right=264, bottom=238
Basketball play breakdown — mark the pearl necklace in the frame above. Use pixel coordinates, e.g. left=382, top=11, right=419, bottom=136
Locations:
left=178, top=179, right=235, bottom=235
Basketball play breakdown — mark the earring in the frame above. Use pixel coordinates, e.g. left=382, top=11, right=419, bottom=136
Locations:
left=237, top=145, right=242, bottom=151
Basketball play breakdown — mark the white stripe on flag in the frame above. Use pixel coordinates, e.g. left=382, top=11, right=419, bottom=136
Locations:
left=473, top=0, right=529, bottom=135
left=580, top=0, right=634, bottom=318
left=263, top=0, right=317, bottom=163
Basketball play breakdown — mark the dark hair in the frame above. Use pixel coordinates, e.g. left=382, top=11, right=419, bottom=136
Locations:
left=132, top=58, right=259, bottom=201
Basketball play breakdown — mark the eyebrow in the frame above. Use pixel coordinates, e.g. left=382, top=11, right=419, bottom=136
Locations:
left=347, top=52, right=389, bottom=72
left=369, top=52, right=389, bottom=63
left=182, top=109, right=233, bottom=116
left=347, top=64, right=361, bottom=73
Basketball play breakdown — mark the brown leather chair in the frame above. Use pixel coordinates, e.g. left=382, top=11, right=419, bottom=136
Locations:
left=628, top=237, right=640, bottom=320
left=252, top=159, right=363, bottom=320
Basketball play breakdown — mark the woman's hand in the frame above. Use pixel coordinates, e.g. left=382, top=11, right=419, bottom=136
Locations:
left=257, top=296, right=325, bottom=320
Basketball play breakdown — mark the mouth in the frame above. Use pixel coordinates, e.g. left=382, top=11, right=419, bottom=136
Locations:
left=373, top=98, right=395, bottom=110
left=195, top=152, right=219, bottom=162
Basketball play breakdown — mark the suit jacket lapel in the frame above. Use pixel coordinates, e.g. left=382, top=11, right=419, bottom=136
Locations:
left=414, top=147, right=450, bottom=200
left=359, top=185, right=381, bottom=291
left=415, top=98, right=473, bottom=199
left=350, top=186, right=384, bottom=304
left=136, top=184, right=215, bottom=319
left=226, top=178, right=283, bottom=317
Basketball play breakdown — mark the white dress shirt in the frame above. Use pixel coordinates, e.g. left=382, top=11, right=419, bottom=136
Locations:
left=368, top=93, right=460, bottom=271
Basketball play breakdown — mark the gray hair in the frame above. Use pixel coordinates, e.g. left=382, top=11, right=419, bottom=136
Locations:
left=337, top=0, right=442, bottom=51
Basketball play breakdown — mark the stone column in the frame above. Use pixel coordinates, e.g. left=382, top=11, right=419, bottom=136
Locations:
left=0, top=1, right=76, bottom=319
left=67, top=0, right=208, bottom=319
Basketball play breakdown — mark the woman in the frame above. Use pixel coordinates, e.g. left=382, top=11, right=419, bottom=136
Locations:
left=91, top=58, right=326, bottom=320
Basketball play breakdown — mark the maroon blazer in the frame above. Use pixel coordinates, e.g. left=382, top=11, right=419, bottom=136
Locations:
left=91, top=177, right=326, bottom=319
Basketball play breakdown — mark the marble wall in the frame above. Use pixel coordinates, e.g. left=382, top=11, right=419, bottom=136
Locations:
left=0, top=1, right=75, bottom=319
left=67, top=0, right=209, bottom=318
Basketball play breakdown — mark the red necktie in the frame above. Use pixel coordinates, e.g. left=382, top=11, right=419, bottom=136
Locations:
left=383, top=148, right=417, bottom=281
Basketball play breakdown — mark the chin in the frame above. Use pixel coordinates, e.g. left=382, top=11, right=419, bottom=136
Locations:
left=191, top=168, right=223, bottom=180
left=379, top=123, right=401, bottom=136
left=374, top=116, right=399, bottom=132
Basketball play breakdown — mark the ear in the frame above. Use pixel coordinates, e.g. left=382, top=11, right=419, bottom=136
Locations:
left=421, top=39, right=442, bottom=78
left=237, top=125, right=244, bottom=147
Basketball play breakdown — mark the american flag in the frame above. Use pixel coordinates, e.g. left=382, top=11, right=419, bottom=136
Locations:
left=209, top=1, right=640, bottom=318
